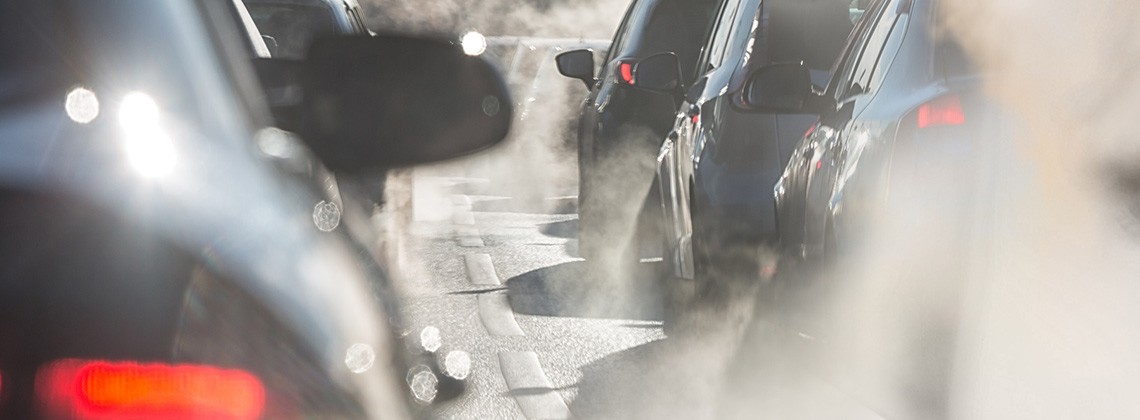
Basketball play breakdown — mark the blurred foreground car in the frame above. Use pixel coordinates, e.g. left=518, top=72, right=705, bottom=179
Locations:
left=556, top=0, right=720, bottom=265
left=652, top=0, right=854, bottom=285
left=0, top=0, right=510, bottom=417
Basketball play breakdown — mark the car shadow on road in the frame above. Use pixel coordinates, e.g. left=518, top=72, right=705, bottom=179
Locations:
left=537, top=219, right=577, bottom=239
left=505, top=260, right=665, bottom=321
left=567, top=328, right=749, bottom=419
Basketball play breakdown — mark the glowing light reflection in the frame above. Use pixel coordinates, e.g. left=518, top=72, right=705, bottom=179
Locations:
left=443, top=351, right=471, bottom=380
left=406, top=365, right=438, bottom=404
left=65, top=87, right=100, bottom=124
left=420, top=326, right=442, bottom=353
left=461, top=31, right=487, bottom=56
left=118, top=92, right=175, bottom=178
left=345, top=343, right=376, bottom=374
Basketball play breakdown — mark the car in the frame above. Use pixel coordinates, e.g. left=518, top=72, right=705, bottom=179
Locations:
left=746, top=0, right=990, bottom=334
left=555, top=0, right=721, bottom=270
left=650, top=0, right=857, bottom=286
left=0, top=0, right=511, bottom=417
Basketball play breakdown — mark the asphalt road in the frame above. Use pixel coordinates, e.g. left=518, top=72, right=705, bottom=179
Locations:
left=393, top=158, right=883, bottom=419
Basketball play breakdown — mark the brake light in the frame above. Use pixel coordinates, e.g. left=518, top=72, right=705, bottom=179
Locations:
left=36, top=359, right=265, bottom=420
left=619, top=62, right=634, bottom=85
left=917, top=93, right=965, bottom=129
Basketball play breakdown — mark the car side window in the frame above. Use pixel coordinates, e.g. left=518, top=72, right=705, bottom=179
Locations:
left=845, top=0, right=900, bottom=97
left=866, top=9, right=909, bottom=93
left=827, top=0, right=886, bottom=100
left=697, top=0, right=742, bottom=75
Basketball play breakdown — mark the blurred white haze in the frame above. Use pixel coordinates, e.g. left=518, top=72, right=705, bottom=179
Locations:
left=361, top=0, right=1140, bottom=418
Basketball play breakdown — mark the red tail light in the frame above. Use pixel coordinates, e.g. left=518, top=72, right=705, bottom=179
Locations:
left=36, top=359, right=265, bottom=420
left=619, top=62, right=635, bottom=85
left=917, top=93, right=965, bottom=129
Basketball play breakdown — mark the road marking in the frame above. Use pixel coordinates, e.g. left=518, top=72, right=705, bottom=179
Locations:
left=498, top=352, right=572, bottom=419
left=464, top=254, right=501, bottom=285
left=464, top=253, right=522, bottom=336
left=478, top=293, right=525, bottom=336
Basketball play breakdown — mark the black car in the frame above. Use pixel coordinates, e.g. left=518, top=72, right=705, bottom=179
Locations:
left=652, top=0, right=856, bottom=283
left=555, top=0, right=720, bottom=268
left=756, top=0, right=983, bottom=265
left=0, top=0, right=510, bottom=417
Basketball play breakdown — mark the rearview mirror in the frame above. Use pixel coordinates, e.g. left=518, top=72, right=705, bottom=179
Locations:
left=556, top=49, right=596, bottom=88
left=631, top=52, right=682, bottom=93
left=298, top=34, right=513, bottom=172
left=741, top=62, right=815, bottom=113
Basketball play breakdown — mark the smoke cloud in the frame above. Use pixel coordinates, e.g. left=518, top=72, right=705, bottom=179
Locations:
left=364, top=0, right=1140, bottom=418
left=360, top=0, right=629, bottom=38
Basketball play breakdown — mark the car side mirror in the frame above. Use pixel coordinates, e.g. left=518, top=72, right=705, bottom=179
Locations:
left=741, top=62, right=825, bottom=114
left=556, top=49, right=596, bottom=88
left=631, top=52, right=682, bottom=93
left=296, top=34, right=512, bottom=172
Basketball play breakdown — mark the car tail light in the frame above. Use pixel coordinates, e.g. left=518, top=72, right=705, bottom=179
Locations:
left=917, top=93, right=966, bottom=129
left=36, top=359, right=265, bottom=420
left=618, top=62, right=635, bottom=85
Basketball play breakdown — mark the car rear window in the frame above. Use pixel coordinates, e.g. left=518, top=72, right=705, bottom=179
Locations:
left=765, top=0, right=855, bottom=70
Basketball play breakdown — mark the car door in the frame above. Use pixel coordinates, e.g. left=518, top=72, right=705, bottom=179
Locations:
left=829, top=0, right=914, bottom=237
left=802, top=0, right=903, bottom=255
left=658, top=0, right=742, bottom=278
left=577, top=0, right=638, bottom=170
left=777, top=0, right=880, bottom=257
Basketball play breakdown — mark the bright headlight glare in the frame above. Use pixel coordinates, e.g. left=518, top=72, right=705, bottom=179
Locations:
left=118, top=92, right=175, bottom=178
left=461, top=31, right=487, bottom=56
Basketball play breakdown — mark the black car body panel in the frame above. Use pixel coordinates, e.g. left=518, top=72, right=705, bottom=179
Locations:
left=567, top=0, right=720, bottom=260
left=656, top=0, right=855, bottom=279
left=774, top=0, right=988, bottom=263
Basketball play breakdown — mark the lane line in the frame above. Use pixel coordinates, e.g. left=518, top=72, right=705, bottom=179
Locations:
left=498, top=352, right=572, bottom=419
left=463, top=253, right=523, bottom=336
left=464, top=254, right=501, bottom=285
left=478, top=293, right=525, bottom=336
